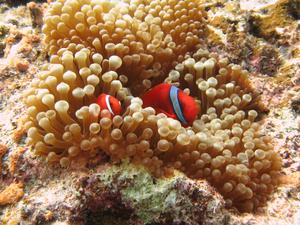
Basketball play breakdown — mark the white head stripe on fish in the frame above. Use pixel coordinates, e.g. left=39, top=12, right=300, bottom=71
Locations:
left=169, top=85, right=188, bottom=125
left=105, top=95, right=115, bottom=115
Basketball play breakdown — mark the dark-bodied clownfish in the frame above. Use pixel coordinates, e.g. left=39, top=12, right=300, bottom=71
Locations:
left=142, top=83, right=199, bottom=127
left=96, top=93, right=121, bottom=116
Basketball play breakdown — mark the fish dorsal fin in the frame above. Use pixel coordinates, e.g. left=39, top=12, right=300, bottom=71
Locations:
left=105, top=95, right=115, bottom=115
left=169, top=85, right=188, bottom=125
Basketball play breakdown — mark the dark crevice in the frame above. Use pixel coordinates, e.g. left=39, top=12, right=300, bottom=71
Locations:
left=286, top=0, right=300, bottom=20
left=0, top=0, right=47, bottom=6
left=248, top=16, right=263, bottom=39
left=84, top=211, right=133, bottom=225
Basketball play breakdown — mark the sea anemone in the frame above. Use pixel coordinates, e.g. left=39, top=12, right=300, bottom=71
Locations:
left=42, top=0, right=206, bottom=94
left=24, top=0, right=281, bottom=212
left=162, top=49, right=282, bottom=212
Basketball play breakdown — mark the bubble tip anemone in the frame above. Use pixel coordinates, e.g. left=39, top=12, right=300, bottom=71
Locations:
left=25, top=0, right=281, bottom=213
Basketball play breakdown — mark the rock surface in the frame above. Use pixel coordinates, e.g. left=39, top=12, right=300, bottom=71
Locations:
left=0, top=0, right=299, bottom=224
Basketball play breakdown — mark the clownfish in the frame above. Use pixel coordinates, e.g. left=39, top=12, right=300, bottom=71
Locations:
left=96, top=93, right=122, bottom=116
left=142, top=83, right=199, bottom=127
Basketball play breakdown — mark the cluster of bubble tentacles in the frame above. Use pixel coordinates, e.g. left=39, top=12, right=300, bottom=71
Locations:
left=43, top=0, right=205, bottom=94
left=24, top=0, right=281, bottom=212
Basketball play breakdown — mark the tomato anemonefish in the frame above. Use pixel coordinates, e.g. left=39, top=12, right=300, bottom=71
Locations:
left=142, top=83, right=199, bottom=127
left=96, top=93, right=122, bottom=116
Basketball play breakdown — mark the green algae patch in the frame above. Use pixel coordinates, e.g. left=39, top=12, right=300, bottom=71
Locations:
left=120, top=170, right=179, bottom=223
left=96, top=162, right=179, bottom=223
left=95, top=162, right=215, bottom=224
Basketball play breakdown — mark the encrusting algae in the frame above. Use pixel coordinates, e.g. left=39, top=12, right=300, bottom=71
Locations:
left=0, top=182, right=24, bottom=206
left=23, top=0, right=282, bottom=212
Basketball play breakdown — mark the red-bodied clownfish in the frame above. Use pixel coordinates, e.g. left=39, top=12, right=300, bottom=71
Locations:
left=96, top=93, right=121, bottom=116
left=142, top=83, right=199, bottom=127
